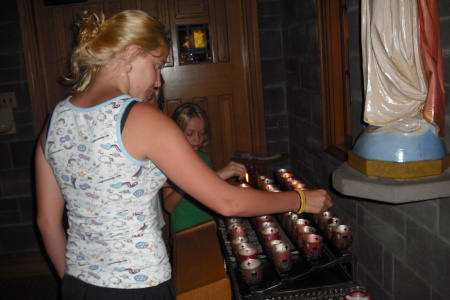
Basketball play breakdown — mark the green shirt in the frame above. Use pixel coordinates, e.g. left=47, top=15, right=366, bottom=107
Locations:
left=170, top=151, right=215, bottom=233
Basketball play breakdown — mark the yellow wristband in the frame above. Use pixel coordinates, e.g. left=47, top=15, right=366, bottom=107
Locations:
left=293, top=188, right=306, bottom=214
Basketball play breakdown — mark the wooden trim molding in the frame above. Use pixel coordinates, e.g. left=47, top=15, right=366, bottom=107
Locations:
left=317, top=0, right=352, bottom=162
left=17, top=0, right=48, bottom=135
left=242, top=0, right=266, bottom=152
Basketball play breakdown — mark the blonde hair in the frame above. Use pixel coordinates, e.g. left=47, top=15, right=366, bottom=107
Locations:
left=171, top=103, right=211, bottom=151
left=66, top=10, right=171, bottom=92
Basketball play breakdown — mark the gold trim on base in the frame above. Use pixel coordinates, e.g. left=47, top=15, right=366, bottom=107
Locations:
left=348, top=152, right=450, bottom=180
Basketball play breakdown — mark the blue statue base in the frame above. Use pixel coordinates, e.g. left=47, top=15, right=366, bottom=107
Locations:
left=349, top=117, right=449, bottom=179
left=352, top=118, right=447, bottom=162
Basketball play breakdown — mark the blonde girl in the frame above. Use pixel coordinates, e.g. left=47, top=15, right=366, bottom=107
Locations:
left=164, top=103, right=246, bottom=233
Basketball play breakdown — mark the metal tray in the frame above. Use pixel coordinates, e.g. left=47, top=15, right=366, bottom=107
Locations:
left=217, top=214, right=357, bottom=300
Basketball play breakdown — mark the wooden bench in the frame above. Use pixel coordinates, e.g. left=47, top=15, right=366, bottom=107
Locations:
left=173, top=220, right=231, bottom=300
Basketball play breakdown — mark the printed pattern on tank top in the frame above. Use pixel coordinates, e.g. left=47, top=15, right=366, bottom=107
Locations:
left=45, top=95, right=171, bottom=288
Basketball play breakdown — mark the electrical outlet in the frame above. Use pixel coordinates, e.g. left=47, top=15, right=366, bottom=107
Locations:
left=0, top=92, right=17, bottom=109
left=0, top=108, right=16, bottom=135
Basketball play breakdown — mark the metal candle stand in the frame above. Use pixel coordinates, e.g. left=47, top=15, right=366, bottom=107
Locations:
left=217, top=171, right=357, bottom=300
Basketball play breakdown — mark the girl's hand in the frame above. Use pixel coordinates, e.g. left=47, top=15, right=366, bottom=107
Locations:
left=217, top=161, right=247, bottom=181
left=303, top=189, right=333, bottom=213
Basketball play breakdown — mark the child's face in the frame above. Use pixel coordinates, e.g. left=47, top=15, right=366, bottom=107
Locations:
left=183, top=117, right=206, bottom=151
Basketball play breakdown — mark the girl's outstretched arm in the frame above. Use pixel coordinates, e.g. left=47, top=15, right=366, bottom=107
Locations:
left=122, top=103, right=333, bottom=217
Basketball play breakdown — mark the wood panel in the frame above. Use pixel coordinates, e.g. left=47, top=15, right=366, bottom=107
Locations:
left=173, top=220, right=231, bottom=300
left=214, top=0, right=229, bottom=62
left=218, top=95, right=235, bottom=165
left=176, top=278, right=231, bottom=300
left=174, top=0, right=209, bottom=18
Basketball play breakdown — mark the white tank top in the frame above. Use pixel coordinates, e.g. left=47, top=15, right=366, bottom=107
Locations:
left=45, top=95, right=171, bottom=288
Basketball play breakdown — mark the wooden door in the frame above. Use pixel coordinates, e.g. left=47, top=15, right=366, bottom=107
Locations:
left=18, top=0, right=265, bottom=170
left=159, top=0, right=264, bottom=169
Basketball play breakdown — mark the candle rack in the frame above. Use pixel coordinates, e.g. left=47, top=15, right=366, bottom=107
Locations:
left=217, top=169, right=357, bottom=300
left=217, top=213, right=356, bottom=300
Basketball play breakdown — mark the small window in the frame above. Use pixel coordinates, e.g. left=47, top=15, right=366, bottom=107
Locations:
left=177, top=24, right=213, bottom=65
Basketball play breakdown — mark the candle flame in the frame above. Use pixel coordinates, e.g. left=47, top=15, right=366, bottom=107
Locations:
left=239, top=183, right=252, bottom=188
left=245, top=172, right=249, bottom=183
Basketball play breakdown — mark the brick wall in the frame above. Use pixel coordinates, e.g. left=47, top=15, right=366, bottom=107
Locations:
left=257, top=0, right=291, bottom=177
left=258, top=0, right=450, bottom=299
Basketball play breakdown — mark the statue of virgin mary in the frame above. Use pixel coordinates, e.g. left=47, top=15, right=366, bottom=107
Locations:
left=352, top=0, right=446, bottom=164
